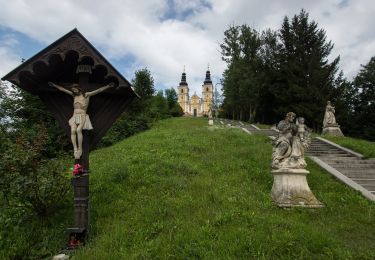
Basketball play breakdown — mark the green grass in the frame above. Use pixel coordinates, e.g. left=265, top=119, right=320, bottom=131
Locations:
left=253, top=123, right=272, bottom=129
left=1, top=117, right=374, bottom=259
left=69, top=117, right=374, bottom=259
left=320, top=135, right=375, bottom=158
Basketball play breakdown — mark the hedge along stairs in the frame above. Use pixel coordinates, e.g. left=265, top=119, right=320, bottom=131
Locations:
left=222, top=118, right=375, bottom=201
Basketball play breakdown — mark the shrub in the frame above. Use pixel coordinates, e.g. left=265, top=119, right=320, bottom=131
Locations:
left=0, top=124, right=70, bottom=217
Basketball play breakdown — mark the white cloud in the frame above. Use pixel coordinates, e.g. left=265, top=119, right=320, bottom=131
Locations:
left=0, top=34, right=21, bottom=78
left=0, top=0, right=374, bottom=95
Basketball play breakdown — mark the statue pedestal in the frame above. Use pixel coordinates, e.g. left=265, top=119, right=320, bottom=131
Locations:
left=208, top=119, right=214, bottom=125
left=271, top=168, right=323, bottom=208
left=322, top=125, right=344, bottom=137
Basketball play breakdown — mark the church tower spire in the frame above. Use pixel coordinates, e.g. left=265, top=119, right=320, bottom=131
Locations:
left=177, top=67, right=189, bottom=114
left=180, top=66, right=188, bottom=86
left=204, top=64, right=212, bottom=84
left=202, top=65, right=213, bottom=116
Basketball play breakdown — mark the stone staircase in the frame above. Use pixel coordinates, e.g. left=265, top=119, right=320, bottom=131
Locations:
left=307, top=138, right=375, bottom=198
left=307, top=138, right=357, bottom=158
left=217, top=118, right=375, bottom=201
left=218, top=118, right=278, bottom=136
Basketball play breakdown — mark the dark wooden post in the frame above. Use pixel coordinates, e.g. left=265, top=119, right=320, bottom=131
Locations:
left=67, top=67, right=92, bottom=246
left=68, top=132, right=90, bottom=244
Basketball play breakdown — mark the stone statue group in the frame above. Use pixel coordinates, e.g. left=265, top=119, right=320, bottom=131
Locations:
left=270, top=100, right=342, bottom=208
left=272, top=112, right=310, bottom=170
left=272, top=100, right=341, bottom=171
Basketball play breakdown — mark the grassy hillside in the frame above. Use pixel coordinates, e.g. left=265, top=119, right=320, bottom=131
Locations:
left=69, top=117, right=374, bottom=259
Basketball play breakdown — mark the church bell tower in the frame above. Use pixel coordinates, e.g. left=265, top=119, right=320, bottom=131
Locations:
left=202, top=66, right=213, bottom=115
left=177, top=68, right=190, bottom=114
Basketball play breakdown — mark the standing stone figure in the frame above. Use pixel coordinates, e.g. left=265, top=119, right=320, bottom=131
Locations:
left=323, top=101, right=337, bottom=127
left=208, top=103, right=213, bottom=118
left=208, top=102, right=214, bottom=125
left=322, top=101, right=344, bottom=136
left=271, top=112, right=322, bottom=208
left=48, top=82, right=114, bottom=159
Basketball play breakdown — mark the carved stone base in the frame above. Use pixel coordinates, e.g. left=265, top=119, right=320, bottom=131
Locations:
left=208, top=119, right=214, bottom=125
left=322, top=126, right=344, bottom=137
left=271, top=168, right=323, bottom=208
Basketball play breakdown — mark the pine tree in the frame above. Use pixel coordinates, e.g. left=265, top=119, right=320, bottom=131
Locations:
left=352, top=57, right=375, bottom=140
left=220, top=25, right=242, bottom=119
left=276, top=9, right=340, bottom=130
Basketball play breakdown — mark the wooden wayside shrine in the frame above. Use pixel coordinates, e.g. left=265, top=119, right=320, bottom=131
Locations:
left=2, top=29, right=138, bottom=248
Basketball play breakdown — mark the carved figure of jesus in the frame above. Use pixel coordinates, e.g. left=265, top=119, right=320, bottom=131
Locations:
left=48, top=82, right=114, bottom=159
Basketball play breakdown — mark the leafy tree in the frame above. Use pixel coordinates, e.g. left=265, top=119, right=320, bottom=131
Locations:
left=219, top=10, right=343, bottom=128
left=0, top=83, right=69, bottom=156
left=220, top=25, right=243, bottom=120
left=146, top=90, right=170, bottom=119
left=165, top=88, right=178, bottom=109
left=165, top=88, right=183, bottom=117
left=220, top=25, right=263, bottom=121
left=238, top=25, right=262, bottom=121
left=0, top=81, right=70, bottom=217
left=132, top=68, right=155, bottom=98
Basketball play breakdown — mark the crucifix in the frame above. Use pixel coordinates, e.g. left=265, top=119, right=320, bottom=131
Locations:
left=2, top=29, right=137, bottom=248
left=48, top=81, right=114, bottom=159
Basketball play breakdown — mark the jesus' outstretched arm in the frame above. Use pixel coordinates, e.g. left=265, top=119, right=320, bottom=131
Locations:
left=48, top=82, right=74, bottom=96
left=85, top=82, right=115, bottom=97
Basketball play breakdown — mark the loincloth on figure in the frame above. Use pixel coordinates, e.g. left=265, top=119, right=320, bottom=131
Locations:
left=69, top=114, right=93, bottom=130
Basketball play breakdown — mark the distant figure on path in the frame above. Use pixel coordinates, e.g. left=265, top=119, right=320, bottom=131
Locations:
left=48, top=82, right=114, bottom=159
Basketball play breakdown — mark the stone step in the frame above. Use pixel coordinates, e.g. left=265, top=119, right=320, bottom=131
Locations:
left=340, top=169, right=375, bottom=175
left=352, top=179, right=375, bottom=185
left=316, top=155, right=357, bottom=159
left=322, top=159, right=374, bottom=164
left=308, top=146, right=342, bottom=149
left=308, top=146, right=345, bottom=149
left=309, top=144, right=337, bottom=147
left=307, top=150, right=349, bottom=155
left=346, top=174, right=375, bottom=179
left=330, top=164, right=375, bottom=169
left=307, top=154, right=353, bottom=158
left=320, top=153, right=357, bottom=157
left=360, top=184, right=375, bottom=190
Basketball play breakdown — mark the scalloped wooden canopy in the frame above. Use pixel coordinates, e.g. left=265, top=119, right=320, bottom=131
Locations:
left=2, top=28, right=138, bottom=149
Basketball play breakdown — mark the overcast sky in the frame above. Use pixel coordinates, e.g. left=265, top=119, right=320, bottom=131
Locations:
left=0, top=0, right=374, bottom=95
